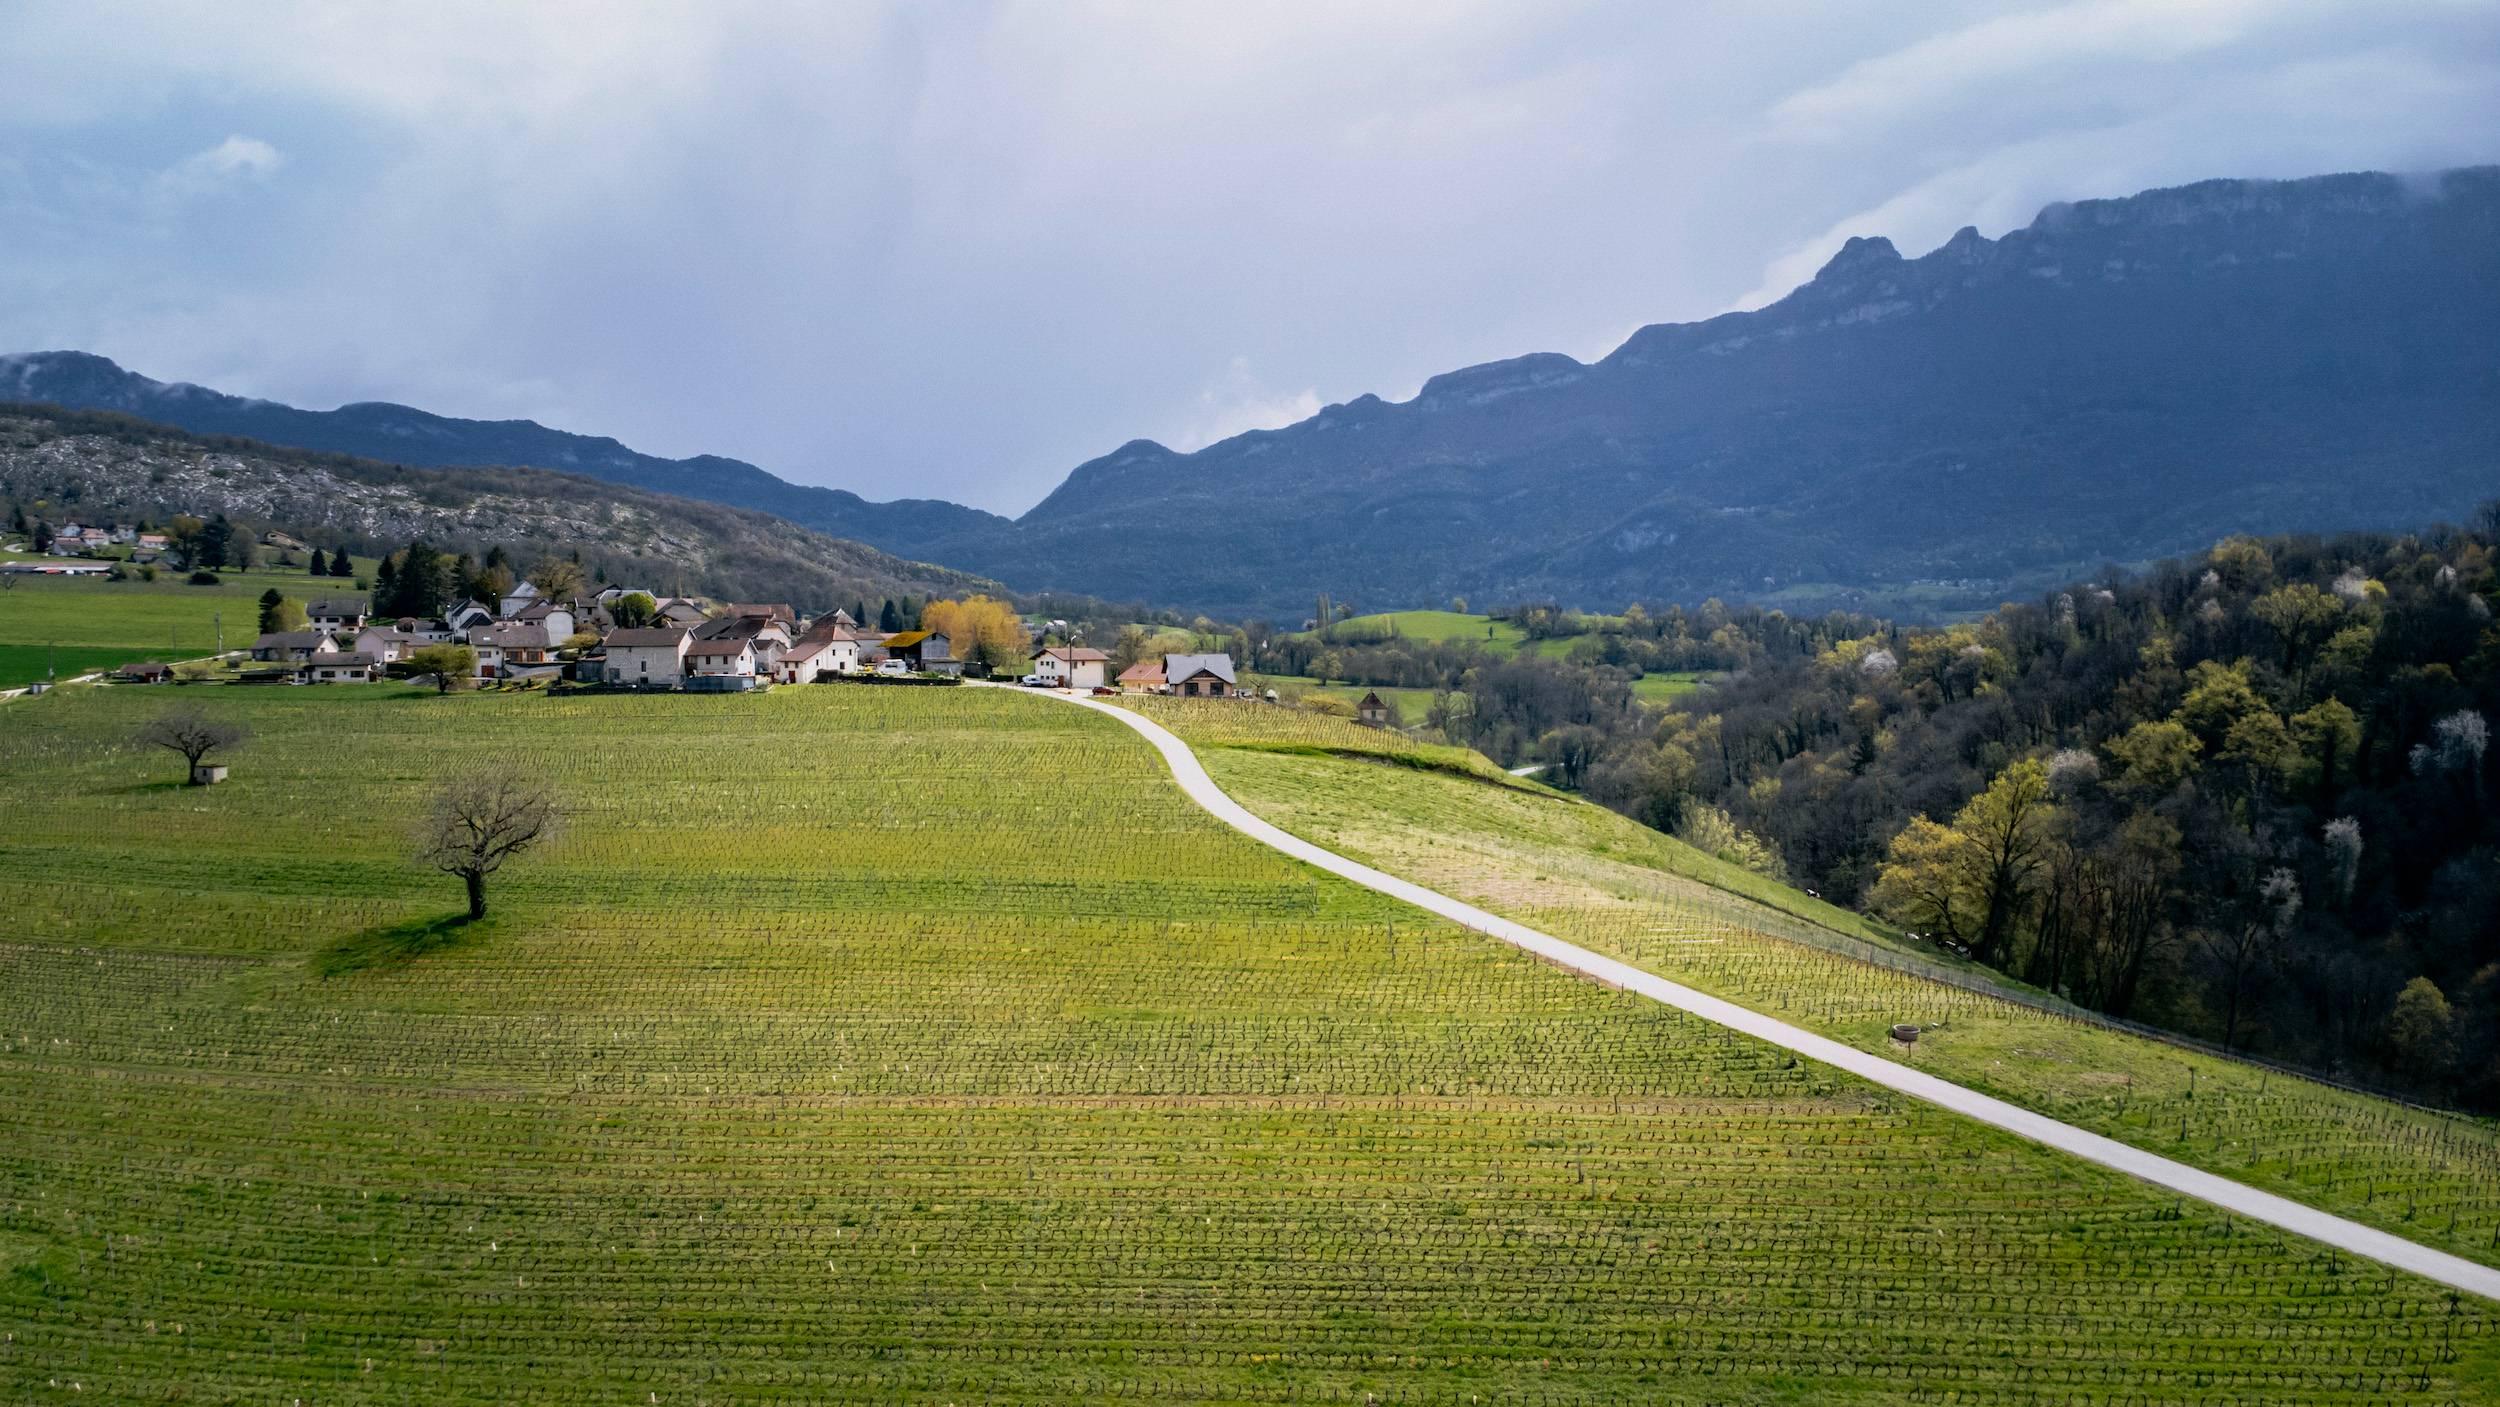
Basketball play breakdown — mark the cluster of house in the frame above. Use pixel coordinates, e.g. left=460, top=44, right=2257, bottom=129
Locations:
left=238, top=585, right=981, bottom=691
left=38, top=522, right=151, bottom=556
left=243, top=579, right=598, bottom=684
left=602, top=603, right=961, bottom=691
left=223, top=581, right=1259, bottom=700
left=1075, top=650, right=1239, bottom=697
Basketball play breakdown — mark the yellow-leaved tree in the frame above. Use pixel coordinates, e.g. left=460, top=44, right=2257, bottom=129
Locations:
left=921, top=595, right=1031, bottom=673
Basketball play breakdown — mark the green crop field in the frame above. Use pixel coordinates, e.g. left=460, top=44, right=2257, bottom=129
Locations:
left=5, top=684, right=2498, bottom=1403
left=1128, top=697, right=2500, bottom=1277
left=0, top=562, right=362, bottom=687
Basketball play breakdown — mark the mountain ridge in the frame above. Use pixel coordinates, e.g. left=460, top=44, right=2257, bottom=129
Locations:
left=0, top=403, right=996, bottom=610
left=9, top=164, right=2497, bottom=619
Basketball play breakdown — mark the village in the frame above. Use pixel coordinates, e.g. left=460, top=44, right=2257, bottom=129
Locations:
left=222, top=582, right=1278, bottom=701
left=11, top=519, right=1409, bottom=728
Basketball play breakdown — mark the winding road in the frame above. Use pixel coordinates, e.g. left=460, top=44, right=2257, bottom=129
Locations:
left=1024, top=686, right=2500, bottom=1302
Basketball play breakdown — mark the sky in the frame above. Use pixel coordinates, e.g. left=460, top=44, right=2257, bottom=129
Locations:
left=2, top=1, right=2495, bottom=515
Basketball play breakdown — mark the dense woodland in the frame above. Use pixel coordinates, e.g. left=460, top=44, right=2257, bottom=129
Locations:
left=1605, top=515, right=2500, bottom=1105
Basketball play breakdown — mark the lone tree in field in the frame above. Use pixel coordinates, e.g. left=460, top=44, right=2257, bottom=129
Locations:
left=406, top=643, right=477, bottom=694
left=415, top=774, right=557, bottom=922
left=133, top=706, right=250, bottom=784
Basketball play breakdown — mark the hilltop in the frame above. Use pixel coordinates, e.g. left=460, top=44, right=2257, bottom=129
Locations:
left=12, top=165, right=2497, bottom=618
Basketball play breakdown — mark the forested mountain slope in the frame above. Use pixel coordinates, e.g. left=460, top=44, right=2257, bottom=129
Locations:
left=0, top=406, right=992, bottom=609
left=1627, top=515, right=2500, bottom=1105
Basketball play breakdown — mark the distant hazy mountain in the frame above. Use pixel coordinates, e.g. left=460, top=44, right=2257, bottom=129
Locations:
left=11, top=165, right=2497, bottom=619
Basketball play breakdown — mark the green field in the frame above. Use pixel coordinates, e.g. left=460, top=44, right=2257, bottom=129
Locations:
left=1127, top=697, right=2500, bottom=1275
left=3, top=684, right=2497, bottom=1401
left=1292, top=613, right=1706, bottom=709
left=1305, top=608, right=1526, bottom=650
left=1630, top=670, right=1708, bottom=705
left=1256, top=675, right=1440, bottom=725
left=0, top=562, right=360, bottom=687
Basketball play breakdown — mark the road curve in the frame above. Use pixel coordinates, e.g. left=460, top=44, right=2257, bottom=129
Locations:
left=1025, top=687, right=2500, bottom=1302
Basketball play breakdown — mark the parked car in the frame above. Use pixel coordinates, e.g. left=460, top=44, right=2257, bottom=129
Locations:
left=875, top=659, right=910, bottom=677
left=1090, top=685, right=1120, bottom=696
left=1019, top=674, right=1044, bottom=686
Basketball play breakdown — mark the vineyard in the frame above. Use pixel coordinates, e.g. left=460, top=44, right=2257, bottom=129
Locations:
left=3, top=684, right=2498, bottom=1401
left=1143, top=700, right=2500, bottom=1274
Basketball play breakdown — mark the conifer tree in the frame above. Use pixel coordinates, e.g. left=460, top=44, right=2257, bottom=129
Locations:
left=308, top=548, right=328, bottom=577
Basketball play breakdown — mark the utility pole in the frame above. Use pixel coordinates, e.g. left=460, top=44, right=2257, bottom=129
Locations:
left=215, top=610, right=223, bottom=655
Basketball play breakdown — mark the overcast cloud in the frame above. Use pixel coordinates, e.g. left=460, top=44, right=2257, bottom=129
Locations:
left=2, top=0, right=2494, bottom=512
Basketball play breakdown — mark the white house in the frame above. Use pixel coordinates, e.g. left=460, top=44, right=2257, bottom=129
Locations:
left=684, top=634, right=757, bottom=679
left=511, top=600, right=579, bottom=642
left=307, top=598, right=368, bottom=633
left=1034, top=645, right=1110, bottom=690
left=446, top=599, right=497, bottom=633
left=820, top=631, right=867, bottom=675
left=788, top=619, right=872, bottom=675
left=776, top=639, right=830, bottom=685
left=250, top=628, right=338, bottom=663
left=603, top=626, right=690, bottom=686
left=304, top=651, right=380, bottom=684
left=469, top=621, right=553, bottom=678
left=498, top=580, right=543, bottom=618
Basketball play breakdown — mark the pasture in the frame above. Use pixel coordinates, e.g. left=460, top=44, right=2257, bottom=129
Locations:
left=0, top=560, right=358, bottom=686
left=1133, top=697, right=2500, bottom=1275
left=2, top=684, right=2496, bottom=1402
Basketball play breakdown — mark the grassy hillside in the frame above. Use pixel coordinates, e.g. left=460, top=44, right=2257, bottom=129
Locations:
left=3, top=685, right=2496, bottom=1401
left=1130, top=698, right=2500, bottom=1272
left=1308, top=609, right=1528, bottom=650
left=0, top=560, right=360, bottom=687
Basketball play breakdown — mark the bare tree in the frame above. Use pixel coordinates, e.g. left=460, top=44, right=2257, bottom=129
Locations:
left=133, top=705, right=249, bottom=783
left=414, top=774, right=558, bottom=922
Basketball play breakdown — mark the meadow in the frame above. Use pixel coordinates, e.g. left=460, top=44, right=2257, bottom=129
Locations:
left=0, top=559, right=358, bottom=686
left=3, top=684, right=2497, bottom=1402
left=1124, top=697, right=2500, bottom=1276
left=1302, top=608, right=1528, bottom=650
left=1279, top=610, right=1704, bottom=708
